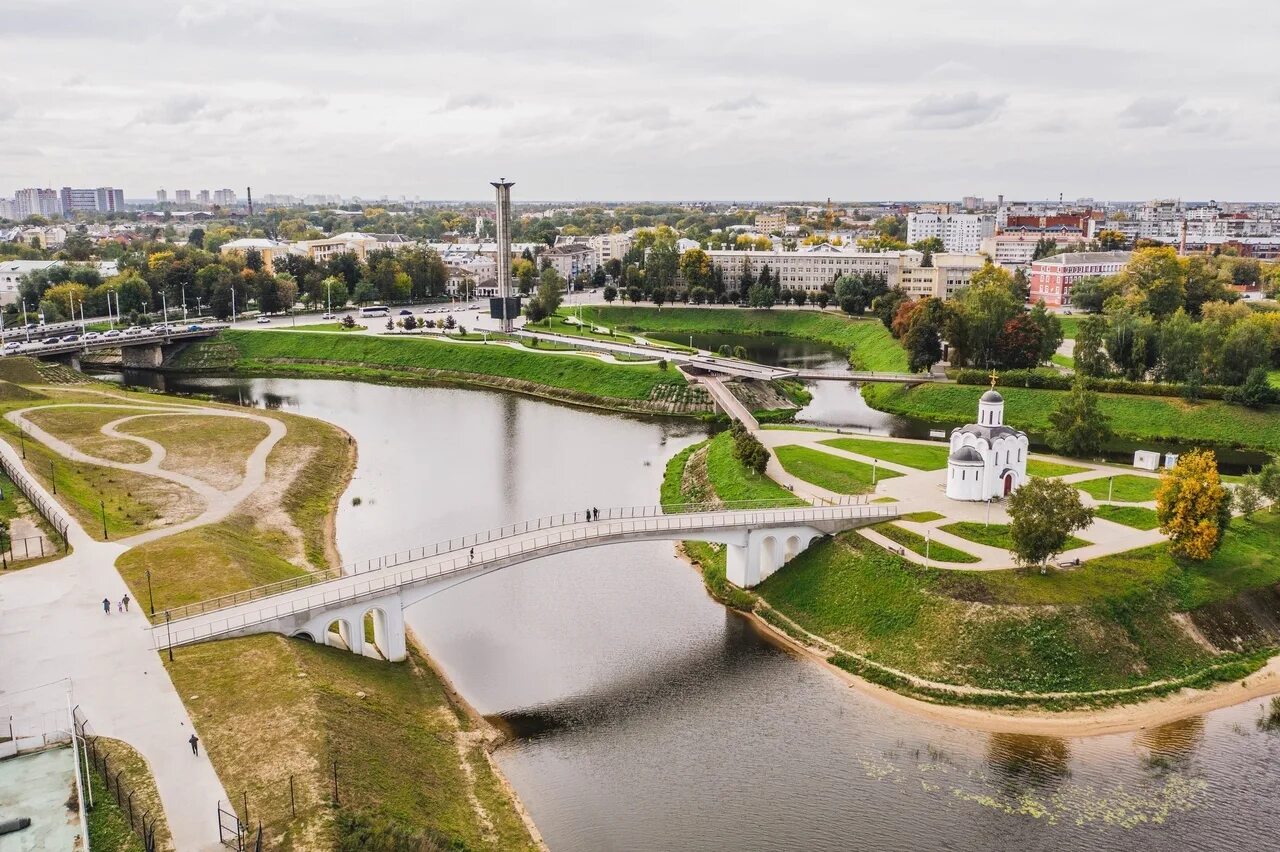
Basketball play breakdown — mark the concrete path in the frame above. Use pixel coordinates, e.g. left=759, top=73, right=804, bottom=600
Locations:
left=699, top=375, right=759, bottom=430
left=0, top=395, right=288, bottom=850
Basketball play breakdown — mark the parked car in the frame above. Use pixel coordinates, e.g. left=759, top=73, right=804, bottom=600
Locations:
left=256, top=316, right=271, bottom=324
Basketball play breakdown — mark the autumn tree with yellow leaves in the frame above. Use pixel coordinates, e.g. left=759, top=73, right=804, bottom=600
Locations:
left=1155, top=449, right=1232, bottom=560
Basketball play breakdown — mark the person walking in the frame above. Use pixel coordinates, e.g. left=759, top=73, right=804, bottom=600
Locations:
left=102, top=597, right=110, bottom=615
left=189, top=733, right=199, bottom=756
left=121, top=594, right=130, bottom=612
left=117, top=600, right=123, bottom=613
left=469, top=547, right=474, bottom=563
left=593, top=507, right=599, bottom=521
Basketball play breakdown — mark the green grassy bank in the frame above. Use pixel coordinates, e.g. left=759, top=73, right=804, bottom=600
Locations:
left=864, top=382, right=1280, bottom=454
left=175, top=330, right=699, bottom=412
left=662, top=432, right=1279, bottom=706
left=581, top=306, right=910, bottom=371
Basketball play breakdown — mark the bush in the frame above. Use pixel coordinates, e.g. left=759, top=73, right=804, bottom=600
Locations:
left=730, top=421, right=770, bottom=474
left=951, top=368, right=1231, bottom=400
left=1224, top=367, right=1277, bottom=409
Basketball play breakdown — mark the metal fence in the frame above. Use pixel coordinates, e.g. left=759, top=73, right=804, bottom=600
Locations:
left=0, top=451, right=69, bottom=548
left=72, top=706, right=159, bottom=852
left=0, top=533, right=58, bottom=566
left=218, top=761, right=341, bottom=851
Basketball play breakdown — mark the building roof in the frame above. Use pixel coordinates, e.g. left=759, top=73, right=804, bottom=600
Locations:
left=981, top=389, right=1003, bottom=404
left=955, top=423, right=1023, bottom=442
left=1032, top=250, right=1131, bottom=267
left=948, top=446, right=985, bottom=464
left=221, top=238, right=285, bottom=250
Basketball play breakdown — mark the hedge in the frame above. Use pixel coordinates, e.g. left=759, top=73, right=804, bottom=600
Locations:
left=949, top=368, right=1230, bottom=400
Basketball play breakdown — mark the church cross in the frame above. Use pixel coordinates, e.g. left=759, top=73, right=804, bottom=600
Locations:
left=988, top=370, right=999, bottom=389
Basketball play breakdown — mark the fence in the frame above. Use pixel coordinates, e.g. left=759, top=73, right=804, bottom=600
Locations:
left=72, top=706, right=160, bottom=852
left=218, top=761, right=341, bottom=851
left=0, top=533, right=58, bottom=566
left=0, top=450, right=70, bottom=549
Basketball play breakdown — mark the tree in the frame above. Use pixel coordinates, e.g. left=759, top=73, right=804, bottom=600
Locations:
left=1156, top=449, right=1231, bottom=560
left=814, top=290, right=830, bottom=310
left=871, top=287, right=909, bottom=329
left=793, top=289, right=808, bottom=308
left=678, top=248, right=713, bottom=291
left=1028, top=300, right=1063, bottom=364
left=731, top=423, right=770, bottom=475
left=1031, top=237, right=1059, bottom=261
left=995, top=314, right=1045, bottom=369
left=1156, top=309, right=1202, bottom=384
left=1256, top=460, right=1280, bottom=511
left=748, top=282, right=775, bottom=309
left=1006, top=477, right=1095, bottom=570
left=1046, top=376, right=1111, bottom=458
left=602, top=285, right=617, bottom=303
left=1073, top=314, right=1111, bottom=377
left=526, top=267, right=565, bottom=323
left=1096, top=230, right=1127, bottom=251
left=1225, top=367, right=1278, bottom=408
left=950, top=278, right=1019, bottom=367
left=1122, top=246, right=1185, bottom=319
left=1234, top=479, right=1263, bottom=516
left=834, top=272, right=888, bottom=315
left=604, top=258, right=622, bottom=281
left=1104, top=309, right=1159, bottom=381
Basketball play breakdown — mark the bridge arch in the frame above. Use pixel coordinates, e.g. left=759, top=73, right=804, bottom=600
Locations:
left=363, top=606, right=393, bottom=660
left=784, top=534, right=802, bottom=562
left=759, top=535, right=779, bottom=578
left=326, top=617, right=356, bottom=653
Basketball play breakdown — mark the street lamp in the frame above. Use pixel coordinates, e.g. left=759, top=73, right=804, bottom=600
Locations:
left=164, top=611, right=173, bottom=662
left=925, top=529, right=932, bottom=565
left=146, top=568, right=155, bottom=616
left=99, top=499, right=108, bottom=540
left=1107, top=476, right=1114, bottom=503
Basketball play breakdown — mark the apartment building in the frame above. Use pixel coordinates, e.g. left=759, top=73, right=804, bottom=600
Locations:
left=174, top=190, right=192, bottom=205
left=541, top=243, right=594, bottom=283
left=290, top=232, right=414, bottom=262
left=213, top=189, right=237, bottom=206
left=706, top=243, right=901, bottom=291
left=1029, top=251, right=1131, bottom=307
left=58, top=186, right=125, bottom=215
left=898, top=252, right=988, bottom=299
left=219, top=238, right=289, bottom=273
left=588, top=232, right=632, bottom=268
left=14, top=188, right=62, bottom=218
left=198, top=190, right=211, bottom=205
left=906, top=212, right=995, bottom=253
left=754, top=211, right=787, bottom=234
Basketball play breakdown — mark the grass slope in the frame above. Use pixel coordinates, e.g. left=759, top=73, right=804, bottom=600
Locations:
left=583, top=306, right=910, bottom=371
left=705, top=432, right=802, bottom=504
left=864, top=382, right=1280, bottom=454
left=819, top=437, right=948, bottom=470
left=1095, top=504, right=1161, bottom=530
left=775, top=444, right=901, bottom=494
left=189, top=330, right=685, bottom=402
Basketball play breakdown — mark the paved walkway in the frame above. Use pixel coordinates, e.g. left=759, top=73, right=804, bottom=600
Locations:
left=0, top=392, right=288, bottom=850
left=757, top=426, right=1167, bottom=569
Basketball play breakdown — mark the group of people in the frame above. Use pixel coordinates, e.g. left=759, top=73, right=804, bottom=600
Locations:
left=102, top=594, right=130, bottom=614
left=585, top=507, right=600, bottom=521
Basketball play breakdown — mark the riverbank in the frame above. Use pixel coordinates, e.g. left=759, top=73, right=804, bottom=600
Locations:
left=664, top=432, right=1280, bottom=727
left=580, top=305, right=910, bottom=372
left=169, top=330, right=717, bottom=418
left=864, top=382, right=1280, bottom=455
left=0, top=366, right=540, bottom=850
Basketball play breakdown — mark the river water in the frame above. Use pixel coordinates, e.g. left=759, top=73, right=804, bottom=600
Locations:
left=104, top=368, right=1280, bottom=852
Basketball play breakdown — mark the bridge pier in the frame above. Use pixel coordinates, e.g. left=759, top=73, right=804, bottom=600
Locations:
left=292, top=590, right=407, bottom=662
left=725, top=526, right=825, bottom=588
left=121, top=342, right=164, bottom=369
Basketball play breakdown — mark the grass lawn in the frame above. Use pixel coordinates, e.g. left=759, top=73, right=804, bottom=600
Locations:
left=940, top=521, right=1090, bottom=552
left=757, top=535, right=1214, bottom=693
left=1026, top=457, right=1090, bottom=477
left=1076, top=474, right=1160, bottom=503
left=774, top=444, right=901, bottom=494
left=1050, top=353, right=1074, bottom=369
left=582, top=306, right=910, bottom=372
left=705, top=432, right=803, bottom=504
left=901, top=510, right=945, bottom=522
left=119, top=413, right=269, bottom=490
left=23, top=405, right=153, bottom=464
left=1095, top=504, right=1161, bottom=530
left=819, top=436, right=948, bottom=470
left=1268, top=369, right=1280, bottom=389
left=872, top=522, right=979, bottom=563
left=182, top=330, right=689, bottom=403
left=281, top=322, right=362, bottom=332
left=862, top=382, right=1280, bottom=454
left=166, top=636, right=536, bottom=851
left=1058, top=316, right=1081, bottom=339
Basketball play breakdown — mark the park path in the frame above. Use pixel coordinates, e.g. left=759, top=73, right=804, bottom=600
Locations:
left=0, top=393, right=288, bottom=850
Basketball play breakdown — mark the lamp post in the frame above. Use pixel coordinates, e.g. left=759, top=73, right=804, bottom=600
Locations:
left=872, top=458, right=878, bottom=486
left=99, top=499, right=108, bottom=540
left=231, top=287, right=237, bottom=324
left=985, top=496, right=993, bottom=527
left=146, top=568, right=155, bottom=616
left=20, top=300, right=30, bottom=341
left=164, top=611, right=173, bottom=662
left=49, top=460, right=56, bottom=495
left=1108, top=476, right=1114, bottom=503
left=19, top=427, right=26, bottom=459
left=925, top=529, right=931, bottom=565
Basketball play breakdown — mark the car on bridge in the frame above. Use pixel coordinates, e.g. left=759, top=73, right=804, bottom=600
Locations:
left=3, top=341, right=21, bottom=353
left=103, top=329, right=122, bottom=339
left=41, top=337, right=62, bottom=346
left=123, top=327, right=146, bottom=337
left=256, top=316, right=271, bottom=324
left=62, top=334, right=80, bottom=343
left=83, top=332, right=101, bottom=341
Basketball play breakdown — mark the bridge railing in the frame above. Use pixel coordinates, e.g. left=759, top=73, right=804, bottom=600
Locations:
left=154, top=502, right=898, bottom=644
left=151, top=499, right=825, bottom=624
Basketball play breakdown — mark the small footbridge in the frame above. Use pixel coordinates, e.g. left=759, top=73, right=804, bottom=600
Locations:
left=150, top=500, right=896, bottom=661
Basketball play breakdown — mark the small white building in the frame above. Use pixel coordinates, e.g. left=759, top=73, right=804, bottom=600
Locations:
left=946, top=388, right=1029, bottom=501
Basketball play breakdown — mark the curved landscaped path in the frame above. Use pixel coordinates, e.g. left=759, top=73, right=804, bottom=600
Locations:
left=0, top=389, right=288, bottom=850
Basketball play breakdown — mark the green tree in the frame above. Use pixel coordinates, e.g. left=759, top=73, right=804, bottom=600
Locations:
left=1225, top=367, right=1277, bottom=408
left=1046, top=376, right=1112, bottom=458
left=1104, top=309, right=1159, bottom=380
left=834, top=272, right=888, bottom=315
left=1234, top=479, right=1263, bottom=516
left=1006, top=477, right=1095, bottom=570
left=1096, top=230, right=1127, bottom=251
left=951, top=278, right=1019, bottom=367
left=526, top=267, right=565, bottom=323
left=1073, top=314, right=1111, bottom=377
left=748, top=282, right=775, bottom=309
left=1027, top=300, right=1063, bottom=363
left=1256, top=460, right=1280, bottom=511
left=602, top=285, right=617, bottom=303
left=1156, top=309, right=1202, bottom=384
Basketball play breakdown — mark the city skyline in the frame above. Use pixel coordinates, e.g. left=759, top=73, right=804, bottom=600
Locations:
left=5, top=1, right=1279, bottom=201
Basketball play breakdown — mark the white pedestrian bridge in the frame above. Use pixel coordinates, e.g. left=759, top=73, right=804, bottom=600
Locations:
left=150, top=500, right=895, bottom=662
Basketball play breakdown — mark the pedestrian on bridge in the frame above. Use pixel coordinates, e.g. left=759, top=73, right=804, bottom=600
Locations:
left=469, top=547, right=474, bottom=563
left=593, top=507, right=599, bottom=521
left=189, top=734, right=199, bottom=756
left=102, top=597, right=110, bottom=615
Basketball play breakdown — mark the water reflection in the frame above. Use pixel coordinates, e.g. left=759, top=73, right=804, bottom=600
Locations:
left=987, top=733, right=1072, bottom=792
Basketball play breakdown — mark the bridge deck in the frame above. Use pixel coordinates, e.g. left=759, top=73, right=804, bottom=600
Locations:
left=152, top=502, right=895, bottom=650
left=791, top=369, right=945, bottom=383
left=1, top=324, right=228, bottom=360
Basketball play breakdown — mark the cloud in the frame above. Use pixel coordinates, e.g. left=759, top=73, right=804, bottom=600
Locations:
left=0, top=97, right=16, bottom=121
left=709, top=95, right=764, bottom=112
left=598, top=105, right=676, bottom=131
left=439, top=93, right=510, bottom=112
left=905, top=92, right=1006, bottom=129
left=135, top=94, right=214, bottom=125
left=1117, top=96, right=1183, bottom=129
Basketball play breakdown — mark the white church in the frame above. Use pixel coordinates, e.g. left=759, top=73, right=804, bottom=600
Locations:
left=945, top=380, right=1029, bottom=502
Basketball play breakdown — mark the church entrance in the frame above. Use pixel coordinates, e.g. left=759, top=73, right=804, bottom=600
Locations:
left=1003, top=472, right=1015, bottom=495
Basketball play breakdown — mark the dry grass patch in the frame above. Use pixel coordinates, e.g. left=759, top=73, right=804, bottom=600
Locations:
left=23, top=405, right=154, bottom=464
left=119, top=414, right=270, bottom=491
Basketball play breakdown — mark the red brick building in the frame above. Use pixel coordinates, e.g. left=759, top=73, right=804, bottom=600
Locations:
left=1028, top=251, right=1131, bottom=307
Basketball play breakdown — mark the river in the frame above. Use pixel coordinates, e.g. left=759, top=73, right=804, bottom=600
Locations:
left=102, top=366, right=1280, bottom=852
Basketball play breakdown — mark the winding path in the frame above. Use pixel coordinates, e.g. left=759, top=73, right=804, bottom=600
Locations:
left=0, top=390, right=288, bottom=850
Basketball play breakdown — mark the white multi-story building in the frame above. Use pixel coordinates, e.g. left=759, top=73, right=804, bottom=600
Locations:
left=588, top=232, right=632, bottom=269
left=541, top=243, right=594, bottom=283
left=707, top=243, right=901, bottom=292
left=197, top=190, right=211, bottom=205
left=156, top=189, right=167, bottom=204
left=174, top=189, right=192, bottom=204
left=213, top=188, right=236, bottom=206
left=906, top=212, right=995, bottom=254
left=898, top=251, right=989, bottom=299
left=14, top=188, right=62, bottom=219
left=58, top=187, right=124, bottom=215
left=0, top=198, right=16, bottom=220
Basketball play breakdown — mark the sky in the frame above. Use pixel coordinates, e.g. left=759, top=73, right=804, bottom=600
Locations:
left=4, top=0, right=1280, bottom=202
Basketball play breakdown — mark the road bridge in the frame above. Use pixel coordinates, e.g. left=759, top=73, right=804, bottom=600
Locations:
left=2, top=324, right=228, bottom=368
left=150, top=501, right=896, bottom=661
left=791, top=368, right=946, bottom=384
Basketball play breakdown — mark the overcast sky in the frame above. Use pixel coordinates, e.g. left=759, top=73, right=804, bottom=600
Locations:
left=5, top=0, right=1280, bottom=202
